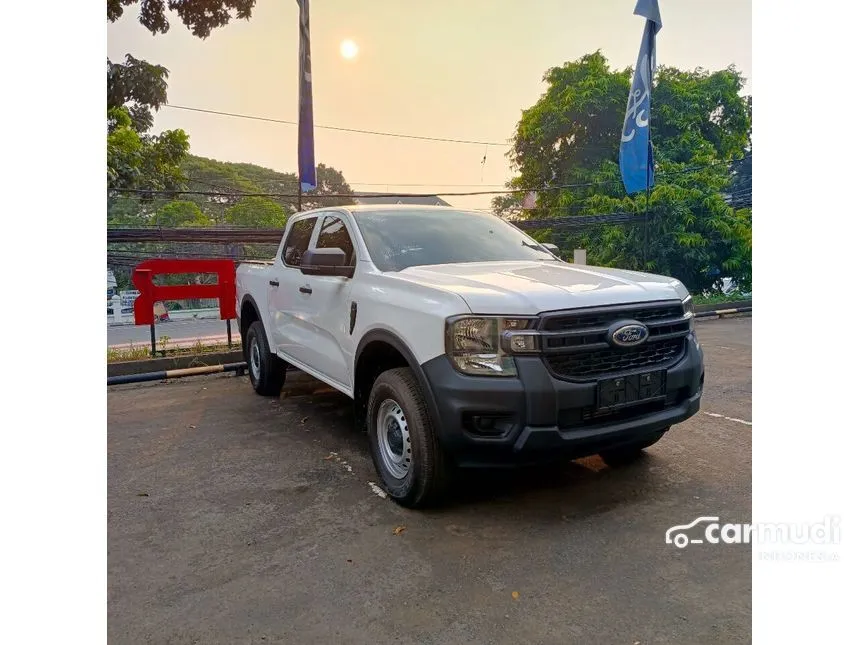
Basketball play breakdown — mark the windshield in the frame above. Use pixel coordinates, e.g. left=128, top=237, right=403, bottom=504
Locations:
left=352, top=208, right=557, bottom=272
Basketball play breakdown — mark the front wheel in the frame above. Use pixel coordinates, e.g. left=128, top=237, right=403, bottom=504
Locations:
left=245, top=321, right=287, bottom=396
left=367, top=367, right=452, bottom=508
left=599, top=429, right=668, bottom=467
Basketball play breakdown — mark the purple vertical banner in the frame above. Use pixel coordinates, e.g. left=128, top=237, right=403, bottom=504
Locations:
left=297, top=0, right=316, bottom=192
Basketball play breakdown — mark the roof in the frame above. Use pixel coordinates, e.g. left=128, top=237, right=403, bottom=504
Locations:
left=352, top=193, right=452, bottom=207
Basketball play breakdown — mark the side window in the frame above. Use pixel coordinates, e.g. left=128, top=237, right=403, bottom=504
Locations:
left=316, top=215, right=356, bottom=266
left=282, top=217, right=317, bottom=267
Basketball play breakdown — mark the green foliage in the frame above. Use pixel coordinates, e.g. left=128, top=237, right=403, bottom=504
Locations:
left=108, top=1, right=254, bottom=198
left=107, top=54, right=168, bottom=132
left=108, top=0, right=256, bottom=38
left=107, top=340, right=233, bottom=364
left=153, top=200, right=210, bottom=227
left=107, top=195, right=150, bottom=227
left=225, top=197, right=287, bottom=228
left=302, top=164, right=357, bottom=211
left=109, top=155, right=356, bottom=228
left=180, top=155, right=355, bottom=224
left=107, top=106, right=189, bottom=193
left=498, top=51, right=752, bottom=293
left=692, top=292, right=751, bottom=305
left=729, top=146, right=752, bottom=208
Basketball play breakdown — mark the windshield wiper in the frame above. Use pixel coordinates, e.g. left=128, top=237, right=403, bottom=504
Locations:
left=521, top=241, right=555, bottom=256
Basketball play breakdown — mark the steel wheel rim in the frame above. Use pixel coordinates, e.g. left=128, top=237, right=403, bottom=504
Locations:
left=376, top=398, right=412, bottom=480
left=250, top=338, right=261, bottom=381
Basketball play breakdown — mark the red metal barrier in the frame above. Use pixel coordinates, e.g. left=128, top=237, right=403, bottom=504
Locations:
left=132, top=259, right=237, bottom=325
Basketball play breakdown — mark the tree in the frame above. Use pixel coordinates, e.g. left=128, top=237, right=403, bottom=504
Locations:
left=728, top=148, right=752, bottom=209
left=107, top=195, right=151, bottom=227
left=153, top=200, right=210, bottom=227
left=225, top=197, right=287, bottom=228
left=109, top=154, right=357, bottom=229
left=300, top=164, right=356, bottom=210
left=108, top=0, right=256, bottom=38
left=107, top=55, right=168, bottom=133
left=180, top=156, right=355, bottom=222
left=107, top=106, right=189, bottom=193
left=107, top=1, right=259, bottom=195
left=498, top=51, right=752, bottom=293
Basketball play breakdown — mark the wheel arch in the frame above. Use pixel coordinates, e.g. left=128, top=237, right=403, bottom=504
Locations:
left=353, top=328, right=442, bottom=434
left=239, top=294, right=273, bottom=354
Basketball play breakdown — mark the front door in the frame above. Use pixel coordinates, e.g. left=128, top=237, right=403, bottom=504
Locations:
left=298, top=213, right=358, bottom=389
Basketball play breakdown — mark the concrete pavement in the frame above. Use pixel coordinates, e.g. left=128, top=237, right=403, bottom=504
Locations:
left=108, top=317, right=751, bottom=644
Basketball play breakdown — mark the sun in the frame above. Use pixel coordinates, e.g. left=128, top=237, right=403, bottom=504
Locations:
left=339, top=39, right=359, bottom=60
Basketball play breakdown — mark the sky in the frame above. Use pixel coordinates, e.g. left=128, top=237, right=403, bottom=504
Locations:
left=107, top=0, right=751, bottom=211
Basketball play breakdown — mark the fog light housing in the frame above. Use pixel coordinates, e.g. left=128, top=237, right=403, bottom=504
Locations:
left=466, top=414, right=515, bottom=437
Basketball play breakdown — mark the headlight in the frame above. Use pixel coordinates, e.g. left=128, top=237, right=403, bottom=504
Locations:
left=445, top=316, right=536, bottom=376
left=682, top=295, right=695, bottom=330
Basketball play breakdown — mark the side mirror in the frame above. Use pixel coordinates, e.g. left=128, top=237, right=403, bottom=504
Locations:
left=541, top=243, right=560, bottom=256
left=300, top=248, right=354, bottom=277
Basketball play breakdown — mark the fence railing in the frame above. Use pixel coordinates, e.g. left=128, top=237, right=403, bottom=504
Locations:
left=129, top=259, right=238, bottom=356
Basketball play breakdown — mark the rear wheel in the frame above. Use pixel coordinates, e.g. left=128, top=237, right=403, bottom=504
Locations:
left=599, top=429, right=667, bottom=467
left=245, top=321, right=287, bottom=396
left=367, top=367, right=452, bottom=508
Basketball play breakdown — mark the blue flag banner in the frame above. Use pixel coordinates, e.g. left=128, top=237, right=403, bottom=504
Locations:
left=619, top=0, right=662, bottom=195
left=297, top=0, right=316, bottom=192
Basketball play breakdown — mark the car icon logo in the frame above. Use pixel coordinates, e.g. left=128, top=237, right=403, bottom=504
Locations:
left=607, top=321, right=649, bottom=348
left=665, top=516, right=720, bottom=548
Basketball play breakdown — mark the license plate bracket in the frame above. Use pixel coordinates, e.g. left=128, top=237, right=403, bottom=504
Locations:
left=597, top=370, right=667, bottom=410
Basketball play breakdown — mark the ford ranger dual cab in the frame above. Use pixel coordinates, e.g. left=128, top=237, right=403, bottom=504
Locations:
left=235, top=205, right=704, bottom=508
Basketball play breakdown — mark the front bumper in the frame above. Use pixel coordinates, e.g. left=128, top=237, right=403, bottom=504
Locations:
left=420, top=334, right=704, bottom=467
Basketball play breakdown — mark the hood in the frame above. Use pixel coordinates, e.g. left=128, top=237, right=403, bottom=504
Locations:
left=392, top=261, right=688, bottom=315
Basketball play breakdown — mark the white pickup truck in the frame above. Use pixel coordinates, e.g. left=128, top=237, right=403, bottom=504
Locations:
left=236, top=205, right=704, bottom=507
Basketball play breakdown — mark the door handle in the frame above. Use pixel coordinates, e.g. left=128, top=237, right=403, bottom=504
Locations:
left=269, top=280, right=280, bottom=287
left=299, top=286, right=313, bottom=295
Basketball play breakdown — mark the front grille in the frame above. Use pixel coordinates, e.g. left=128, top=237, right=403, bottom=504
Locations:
left=545, top=337, right=685, bottom=380
left=537, top=300, right=690, bottom=382
left=543, top=303, right=684, bottom=332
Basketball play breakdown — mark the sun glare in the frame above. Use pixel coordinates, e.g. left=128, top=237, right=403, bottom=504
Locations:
left=340, top=39, right=359, bottom=60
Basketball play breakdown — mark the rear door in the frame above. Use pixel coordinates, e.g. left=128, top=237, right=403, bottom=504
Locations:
left=268, top=214, right=319, bottom=363
left=299, top=212, right=358, bottom=389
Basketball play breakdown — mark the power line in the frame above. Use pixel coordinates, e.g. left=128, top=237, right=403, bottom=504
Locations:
left=111, top=160, right=739, bottom=200
left=106, top=212, right=646, bottom=247
left=163, top=104, right=510, bottom=147
left=186, top=174, right=515, bottom=192
left=349, top=181, right=511, bottom=188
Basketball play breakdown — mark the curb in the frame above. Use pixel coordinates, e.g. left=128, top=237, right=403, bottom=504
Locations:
left=693, top=300, right=751, bottom=314
left=108, top=362, right=247, bottom=386
left=694, top=306, right=752, bottom=319
left=108, top=350, right=245, bottom=377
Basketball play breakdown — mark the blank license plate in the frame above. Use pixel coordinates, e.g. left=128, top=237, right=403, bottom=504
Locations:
left=597, top=370, right=666, bottom=410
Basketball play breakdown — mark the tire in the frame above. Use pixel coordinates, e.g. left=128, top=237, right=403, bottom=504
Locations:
left=599, top=429, right=668, bottom=467
left=367, top=367, right=452, bottom=508
left=245, top=320, right=287, bottom=396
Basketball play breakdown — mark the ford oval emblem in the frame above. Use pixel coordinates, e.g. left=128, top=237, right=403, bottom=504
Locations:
left=608, top=321, right=649, bottom=348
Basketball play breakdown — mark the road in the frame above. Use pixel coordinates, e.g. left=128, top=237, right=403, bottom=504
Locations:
left=108, top=318, right=231, bottom=348
left=108, top=316, right=751, bottom=644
